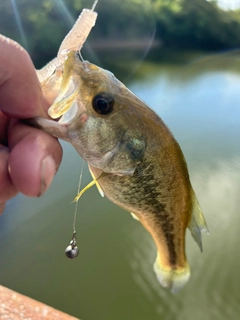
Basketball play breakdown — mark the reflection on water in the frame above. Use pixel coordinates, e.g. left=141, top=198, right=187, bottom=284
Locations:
left=1, top=52, right=240, bottom=320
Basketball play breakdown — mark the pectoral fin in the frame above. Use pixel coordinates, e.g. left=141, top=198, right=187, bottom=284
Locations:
left=73, top=179, right=97, bottom=202
left=188, top=191, right=209, bottom=252
left=131, top=212, right=139, bottom=221
left=88, top=166, right=104, bottom=197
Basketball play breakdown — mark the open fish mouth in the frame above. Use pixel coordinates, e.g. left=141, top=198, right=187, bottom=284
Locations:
left=54, top=99, right=80, bottom=125
left=47, top=66, right=82, bottom=126
left=46, top=51, right=94, bottom=126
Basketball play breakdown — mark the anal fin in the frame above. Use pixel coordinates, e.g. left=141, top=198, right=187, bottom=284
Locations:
left=188, top=191, right=209, bottom=252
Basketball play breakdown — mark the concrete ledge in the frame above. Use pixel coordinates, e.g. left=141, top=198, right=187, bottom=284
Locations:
left=0, top=285, right=79, bottom=320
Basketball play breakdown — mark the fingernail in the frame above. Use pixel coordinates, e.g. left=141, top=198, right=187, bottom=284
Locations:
left=39, top=156, right=56, bottom=196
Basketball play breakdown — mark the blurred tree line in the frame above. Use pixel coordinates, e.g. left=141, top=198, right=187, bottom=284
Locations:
left=153, top=0, right=240, bottom=49
left=1, top=0, right=240, bottom=67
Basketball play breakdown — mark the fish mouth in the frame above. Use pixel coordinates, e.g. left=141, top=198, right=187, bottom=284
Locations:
left=47, top=73, right=83, bottom=125
left=47, top=50, right=87, bottom=125
left=57, top=99, right=81, bottom=125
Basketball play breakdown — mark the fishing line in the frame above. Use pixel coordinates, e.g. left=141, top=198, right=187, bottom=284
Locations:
left=73, top=157, right=85, bottom=232
left=65, top=157, right=85, bottom=259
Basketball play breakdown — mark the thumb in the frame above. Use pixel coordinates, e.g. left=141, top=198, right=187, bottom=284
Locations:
left=0, top=35, right=47, bottom=119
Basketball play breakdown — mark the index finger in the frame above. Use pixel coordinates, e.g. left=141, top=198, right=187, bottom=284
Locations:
left=0, top=35, right=48, bottom=119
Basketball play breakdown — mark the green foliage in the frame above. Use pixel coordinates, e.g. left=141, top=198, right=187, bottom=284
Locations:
left=0, top=0, right=75, bottom=66
left=1, top=0, right=240, bottom=67
left=154, top=0, right=240, bottom=49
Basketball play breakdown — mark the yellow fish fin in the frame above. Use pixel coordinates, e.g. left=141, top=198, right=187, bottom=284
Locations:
left=188, top=191, right=209, bottom=252
left=73, top=179, right=97, bottom=202
left=130, top=212, right=139, bottom=221
left=88, top=166, right=104, bottom=197
left=153, top=254, right=190, bottom=294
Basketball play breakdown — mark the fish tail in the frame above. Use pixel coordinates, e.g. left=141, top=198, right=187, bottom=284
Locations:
left=153, top=254, right=190, bottom=293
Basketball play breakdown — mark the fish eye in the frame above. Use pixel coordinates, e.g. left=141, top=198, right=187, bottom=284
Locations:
left=92, top=92, right=114, bottom=115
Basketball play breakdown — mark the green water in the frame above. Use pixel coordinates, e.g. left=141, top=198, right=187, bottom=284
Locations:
left=1, top=51, right=240, bottom=320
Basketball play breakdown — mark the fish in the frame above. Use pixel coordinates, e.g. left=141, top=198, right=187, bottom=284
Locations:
left=29, top=50, right=208, bottom=293
left=27, top=2, right=208, bottom=293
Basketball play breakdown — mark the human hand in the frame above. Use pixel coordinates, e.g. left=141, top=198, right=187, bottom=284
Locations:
left=0, top=35, right=62, bottom=214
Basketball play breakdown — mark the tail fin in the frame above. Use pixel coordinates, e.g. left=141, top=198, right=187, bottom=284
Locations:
left=153, top=254, right=190, bottom=293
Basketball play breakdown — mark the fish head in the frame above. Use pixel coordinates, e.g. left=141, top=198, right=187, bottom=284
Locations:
left=33, top=51, right=146, bottom=175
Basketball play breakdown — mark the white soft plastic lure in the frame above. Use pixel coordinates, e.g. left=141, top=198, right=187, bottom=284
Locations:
left=37, top=0, right=98, bottom=84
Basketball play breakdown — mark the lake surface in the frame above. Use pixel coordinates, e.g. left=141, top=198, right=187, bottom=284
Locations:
left=1, top=50, right=240, bottom=320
